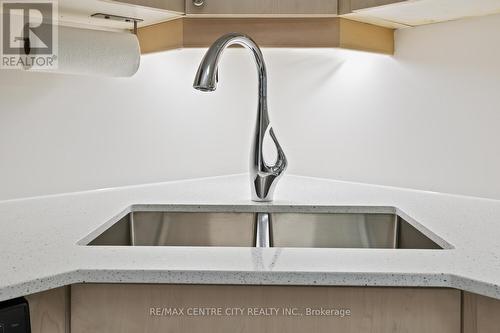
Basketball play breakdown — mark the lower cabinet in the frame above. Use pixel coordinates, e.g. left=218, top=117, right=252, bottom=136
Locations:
left=463, top=292, right=500, bottom=333
left=24, top=287, right=69, bottom=333
left=23, top=284, right=500, bottom=332
left=71, top=284, right=460, bottom=333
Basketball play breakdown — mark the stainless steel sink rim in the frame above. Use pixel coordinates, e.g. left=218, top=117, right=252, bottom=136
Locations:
left=78, top=204, right=453, bottom=250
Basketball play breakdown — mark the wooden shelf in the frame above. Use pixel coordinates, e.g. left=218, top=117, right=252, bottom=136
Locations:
left=137, top=17, right=394, bottom=54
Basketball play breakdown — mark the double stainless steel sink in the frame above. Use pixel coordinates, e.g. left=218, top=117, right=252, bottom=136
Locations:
left=85, top=205, right=446, bottom=249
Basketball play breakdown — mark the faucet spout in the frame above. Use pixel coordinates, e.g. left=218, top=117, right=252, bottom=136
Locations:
left=193, top=33, right=287, bottom=202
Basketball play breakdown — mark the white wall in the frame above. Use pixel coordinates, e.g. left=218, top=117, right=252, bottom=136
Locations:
left=1, top=13, right=500, bottom=200
left=0, top=49, right=254, bottom=200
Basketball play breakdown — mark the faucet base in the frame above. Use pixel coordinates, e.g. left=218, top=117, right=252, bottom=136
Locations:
left=251, top=174, right=280, bottom=202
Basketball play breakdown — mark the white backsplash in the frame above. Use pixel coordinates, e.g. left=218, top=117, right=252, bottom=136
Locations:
left=1, top=13, right=500, bottom=200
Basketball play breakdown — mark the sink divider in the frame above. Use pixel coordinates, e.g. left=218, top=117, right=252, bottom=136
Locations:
left=393, top=214, right=399, bottom=249
left=255, top=213, right=272, bottom=248
left=129, top=212, right=136, bottom=246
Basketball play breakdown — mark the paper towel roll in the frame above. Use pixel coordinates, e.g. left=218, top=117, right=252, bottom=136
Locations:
left=26, top=25, right=141, bottom=77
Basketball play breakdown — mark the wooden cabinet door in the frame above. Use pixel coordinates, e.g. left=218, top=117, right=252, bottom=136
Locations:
left=185, top=0, right=338, bottom=15
left=26, top=287, right=69, bottom=333
left=71, top=284, right=460, bottom=333
left=463, top=292, right=500, bottom=333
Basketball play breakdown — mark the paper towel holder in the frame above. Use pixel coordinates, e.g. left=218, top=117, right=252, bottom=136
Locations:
left=91, top=13, right=143, bottom=34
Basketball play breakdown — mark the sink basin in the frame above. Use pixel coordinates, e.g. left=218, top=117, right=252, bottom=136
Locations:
left=88, top=212, right=255, bottom=247
left=271, top=213, right=440, bottom=249
left=84, top=205, right=447, bottom=249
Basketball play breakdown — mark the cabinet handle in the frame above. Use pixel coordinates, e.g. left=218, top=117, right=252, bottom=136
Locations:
left=193, top=0, right=205, bottom=7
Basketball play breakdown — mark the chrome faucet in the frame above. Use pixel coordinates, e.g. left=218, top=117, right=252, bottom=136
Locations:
left=193, top=33, right=287, bottom=202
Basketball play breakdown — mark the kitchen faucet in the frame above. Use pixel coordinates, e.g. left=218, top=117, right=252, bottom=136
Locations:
left=193, top=33, right=287, bottom=202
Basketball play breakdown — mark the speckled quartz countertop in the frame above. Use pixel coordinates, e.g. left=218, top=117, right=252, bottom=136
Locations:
left=1, top=174, right=500, bottom=302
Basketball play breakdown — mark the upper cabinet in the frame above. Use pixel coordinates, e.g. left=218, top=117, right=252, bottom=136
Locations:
left=111, top=0, right=500, bottom=25
left=184, top=0, right=500, bottom=27
left=339, top=0, right=500, bottom=28
left=185, top=0, right=338, bottom=16
left=57, top=0, right=184, bottom=31
left=57, top=0, right=500, bottom=31
left=114, top=0, right=185, bottom=13
left=54, top=0, right=500, bottom=57
left=338, top=0, right=405, bottom=15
